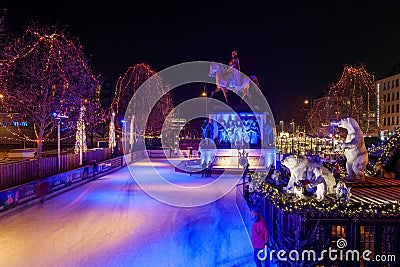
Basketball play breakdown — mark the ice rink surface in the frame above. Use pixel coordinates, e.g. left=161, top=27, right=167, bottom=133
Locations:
left=0, top=158, right=254, bottom=267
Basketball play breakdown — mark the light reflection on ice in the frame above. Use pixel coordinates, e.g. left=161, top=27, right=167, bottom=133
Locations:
left=0, top=158, right=254, bottom=267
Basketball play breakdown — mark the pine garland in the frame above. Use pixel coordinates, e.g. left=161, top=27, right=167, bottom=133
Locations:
left=259, top=181, right=400, bottom=218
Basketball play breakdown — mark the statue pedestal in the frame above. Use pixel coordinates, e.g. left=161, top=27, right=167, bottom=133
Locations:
left=211, top=148, right=277, bottom=169
left=199, top=148, right=217, bottom=165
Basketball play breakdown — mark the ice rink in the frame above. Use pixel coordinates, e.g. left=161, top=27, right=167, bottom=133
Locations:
left=0, top=158, right=254, bottom=267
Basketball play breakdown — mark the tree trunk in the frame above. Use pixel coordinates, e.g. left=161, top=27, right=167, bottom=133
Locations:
left=36, top=139, right=43, bottom=179
left=90, top=130, right=94, bottom=148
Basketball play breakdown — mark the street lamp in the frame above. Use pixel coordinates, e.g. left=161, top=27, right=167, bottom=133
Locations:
left=52, top=112, right=68, bottom=172
left=201, top=86, right=208, bottom=118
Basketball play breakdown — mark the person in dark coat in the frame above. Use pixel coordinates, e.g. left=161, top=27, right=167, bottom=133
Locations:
left=201, top=161, right=207, bottom=177
left=206, top=160, right=213, bottom=177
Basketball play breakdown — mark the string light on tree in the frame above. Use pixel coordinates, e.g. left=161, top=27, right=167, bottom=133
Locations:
left=0, top=21, right=100, bottom=170
left=75, top=103, right=87, bottom=165
left=111, top=63, right=173, bottom=149
left=307, top=64, right=378, bottom=136
left=109, top=111, right=116, bottom=153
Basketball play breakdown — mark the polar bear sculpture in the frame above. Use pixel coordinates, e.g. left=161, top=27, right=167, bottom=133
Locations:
left=310, top=167, right=327, bottom=201
left=335, top=117, right=368, bottom=182
left=281, top=155, right=336, bottom=194
left=335, top=180, right=352, bottom=203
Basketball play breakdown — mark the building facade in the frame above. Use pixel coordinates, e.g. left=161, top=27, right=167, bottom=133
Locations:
left=376, top=73, right=400, bottom=140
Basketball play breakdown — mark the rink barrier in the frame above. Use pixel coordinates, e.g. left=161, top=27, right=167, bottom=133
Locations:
left=236, top=183, right=253, bottom=237
left=0, top=150, right=146, bottom=216
left=0, top=148, right=112, bottom=190
left=236, top=164, right=272, bottom=237
left=147, top=149, right=196, bottom=158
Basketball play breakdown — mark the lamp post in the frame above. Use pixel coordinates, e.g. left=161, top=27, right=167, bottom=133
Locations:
left=53, top=112, right=68, bottom=172
left=202, top=86, right=207, bottom=118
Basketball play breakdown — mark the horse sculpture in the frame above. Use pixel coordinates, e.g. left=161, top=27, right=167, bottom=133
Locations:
left=208, top=62, right=251, bottom=103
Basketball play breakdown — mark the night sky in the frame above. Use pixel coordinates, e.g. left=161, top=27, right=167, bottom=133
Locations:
left=2, top=1, right=400, bottom=122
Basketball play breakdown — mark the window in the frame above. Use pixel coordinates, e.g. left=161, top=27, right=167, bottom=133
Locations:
left=381, top=225, right=397, bottom=267
left=397, top=104, right=399, bottom=113
left=383, top=94, right=386, bottom=102
left=397, top=116, right=399, bottom=125
left=384, top=83, right=386, bottom=90
left=388, top=81, right=391, bottom=89
left=397, top=91, right=399, bottom=100
left=387, top=105, right=390, bottom=114
left=397, top=79, right=399, bottom=87
left=331, top=225, right=347, bottom=244
left=315, top=224, right=326, bottom=242
left=392, top=80, right=395, bottom=88
left=383, top=117, right=386, bottom=126
left=388, top=93, right=390, bottom=102
left=331, top=225, right=347, bottom=262
left=392, top=92, right=395, bottom=101
left=360, top=226, right=375, bottom=267
left=392, top=105, right=395, bottom=113
left=392, top=116, right=395, bottom=125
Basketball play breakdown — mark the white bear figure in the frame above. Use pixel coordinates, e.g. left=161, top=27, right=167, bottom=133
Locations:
left=335, top=180, right=352, bottom=202
left=293, top=181, right=307, bottom=200
left=310, top=167, right=327, bottom=201
left=271, top=169, right=281, bottom=186
left=282, top=155, right=336, bottom=194
left=335, top=117, right=368, bottom=182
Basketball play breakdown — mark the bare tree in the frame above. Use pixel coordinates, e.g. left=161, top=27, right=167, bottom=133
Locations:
left=84, top=82, right=109, bottom=147
left=0, top=21, right=100, bottom=175
left=0, top=9, right=10, bottom=98
left=112, top=63, right=173, bottom=150
left=307, top=64, right=378, bottom=135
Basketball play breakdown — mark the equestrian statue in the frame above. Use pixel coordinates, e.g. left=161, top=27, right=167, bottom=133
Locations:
left=208, top=51, right=254, bottom=103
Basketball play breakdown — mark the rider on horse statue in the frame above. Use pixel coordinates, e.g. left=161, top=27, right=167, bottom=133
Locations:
left=208, top=50, right=255, bottom=103
left=227, top=51, right=241, bottom=88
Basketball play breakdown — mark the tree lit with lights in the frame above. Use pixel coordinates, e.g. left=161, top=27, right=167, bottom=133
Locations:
left=0, top=21, right=100, bottom=170
left=75, top=102, right=87, bottom=165
left=308, top=64, right=379, bottom=136
left=365, top=127, right=400, bottom=176
left=109, top=111, right=116, bottom=152
left=111, top=63, right=173, bottom=150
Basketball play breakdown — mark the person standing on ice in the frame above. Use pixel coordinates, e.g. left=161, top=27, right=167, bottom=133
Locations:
left=201, top=161, right=207, bottom=177
left=251, top=207, right=269, bottom=267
